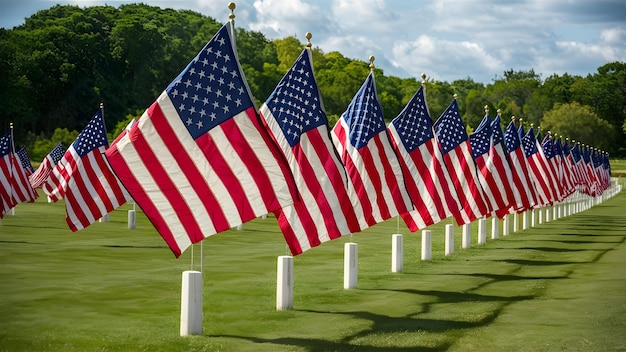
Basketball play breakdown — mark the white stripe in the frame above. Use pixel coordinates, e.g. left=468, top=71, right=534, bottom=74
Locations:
left=144, top=96, right=222, bottom=233
left=114, top=117, right=194, bottom=251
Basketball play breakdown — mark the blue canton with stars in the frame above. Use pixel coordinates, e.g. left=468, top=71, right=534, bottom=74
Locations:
left=73, top=110, right=108, bottom=158
left=490, top=115, right=505, bottom=147
left=504, top=120, right=520, bottom=153
left=0, top=130, right=11, bottom=158
left=521, top=127, right=539, bottom=158
left=265, top=49, right=326, bottom=147
left=17, top=146, right=34, bottom=172
left=469, top=115, right=492, bottom=159
left=542, top=135, right=555, bottom=159
left=342, top=72, right=386, bottom=150
left=165, top=24, right=252, bottom=140
left=433, top=99, right=467, bottom=155
left=389, top=86, right=434, bottom=153
left=49, top=143, right=65, bottom=164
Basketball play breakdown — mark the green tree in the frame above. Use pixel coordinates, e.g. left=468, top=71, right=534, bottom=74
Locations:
left=540, top=102, right=615, bottom=151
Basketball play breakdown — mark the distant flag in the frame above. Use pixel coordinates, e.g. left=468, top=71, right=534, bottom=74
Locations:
left=503, top=118, right=537, bottom=212
left=433, top=97, right=488, bottom=225
left=1, top=129, right=38, bottom=218
left=388, top=85, right=460, bottom=231
left=43, top=108, right=130, bottom=231
left=570, top=141, right=590, bottom=194
left=105, top=21, right=296, bottom=257
left=520, top=125, right=557, bottom=206
left=331, top=70, right=412, bottom=228
left=29, top=143, right=64, bottom=189
left=554, top=137, right=575, bottom=198
left=581, top=145, right=599, bottom=196
left=259, top=47, right=360, bottom=255
left=469, top=113, right=515, bottom=218
left=562, top=139, right=581, bottom=190
left=16, top=147, right=34, bottom=176
left=541, top=133, right=565, bottom=201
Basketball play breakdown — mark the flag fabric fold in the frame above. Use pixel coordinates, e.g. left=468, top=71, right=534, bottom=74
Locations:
left=105, top=22, right=296, bottom=257
left=331, top=71, right=412, bottom=228
left=1, top=131, right=38, bottom=218
left=259, top=48, right=360, bottom=255
left=43, top=109, right=130, bottom=231
left=520, top=126, right=557, bottom=206
left=29, top=143, right=64, bottom=189
left=433, top=98, right=488, bottom=225
left=16, top=146, right=35, bottom=177
left=503, top=119, right=537, bottom=212
left=469, top=114, right=516, bottom=218
left=388, top=86, right=460, bottom=231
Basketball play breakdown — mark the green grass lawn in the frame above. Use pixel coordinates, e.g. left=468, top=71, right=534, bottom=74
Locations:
left=1, top=183, right=625, bottom=351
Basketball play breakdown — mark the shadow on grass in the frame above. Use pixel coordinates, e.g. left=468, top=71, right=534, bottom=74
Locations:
left=210, top=333, right=449, bottom=352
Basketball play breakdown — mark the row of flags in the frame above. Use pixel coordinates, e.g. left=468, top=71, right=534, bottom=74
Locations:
left=1, top=20, right=612, bottom=258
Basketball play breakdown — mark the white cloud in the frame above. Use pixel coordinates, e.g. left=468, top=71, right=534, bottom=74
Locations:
left=392, top=35, right=505, bottom=82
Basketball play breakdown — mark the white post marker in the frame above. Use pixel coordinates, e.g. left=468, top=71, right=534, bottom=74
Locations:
left=10, top=207, right=15, bottom=216
left=503, top=215, right=510, bottom=236
left=47, top=196, right=52, bottom=203
left=546, top=207, right=552, bottom=222
left=538, top=207, right=544, bottom=224
left=344, top=242, right=358, bottom=289
left=462, top=223, right=471, bottom=249
left=477, top=218, right=486, bottom=244
left=522, top=211, right=529, bottom=230
left=491, top=217, right=499, bottom=239
left=99, top=213, right=110, bottom=223
left=276, top=255, right=293, bottom=310
left=531, top=209, right=536, bottom=227
left=391, top=234, right=403, bottom=273
left=513, top=213, right=519, bottom=232
left=445, top=224, right=454, bottom=256
left=236, top=224, right=243, bottom=231
left=180, top=270, right=202, bottom=336
left=421, top=230, right=432, bottom=260
left=128, top=210, right=136, bottom=229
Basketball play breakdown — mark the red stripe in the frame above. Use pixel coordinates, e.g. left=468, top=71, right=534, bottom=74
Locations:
left=357, top=138, right=391, bottom=221
left=374, top=134, right=410, bottom=215
left=343, top=153, right=376, bottom=226
left=149, top=103, right=225, bottom=240
left=274, top=210, right=304, bottom=255
left=106, top=140, right=183, bottom=257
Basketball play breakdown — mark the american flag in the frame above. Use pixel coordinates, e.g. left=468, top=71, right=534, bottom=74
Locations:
left=570, top=141, right=591, bottom=194
left=43, top=109, right=130, bottom=231
left=29, top=143, right=64, bottom=189
left=388, top=86, right=460, bottom=231
left=553, top=138, right=575, bottom=197
left=503, top=119, right=537, bottom=212
left=469, top=114, right=516, bottom=218
left=541, top=134, right=565, bottom=201
left=562, top=139, right=581, bottom=190
left=433, top=98, right=488, bottom=225
left=16, top=146, right=34, bottom=176
left=520, top=126, right=557, bottom=206
left=0, top=131, right=38, bottom=218
left=105, top=22, right=296, bottom=257
left=259, top=48, right=360, bottom=255
left=331, top=71, right=412, bottom=228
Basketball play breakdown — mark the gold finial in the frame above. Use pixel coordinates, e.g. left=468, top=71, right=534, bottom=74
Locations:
left=497, top=108, right=501, bottom=115
left=228, top=2, right=236, bottom=20
left=511, top=115, right=516, bottom=122
left=453, top=93, right=458, bottom=99
left=369, top=55, right=375, bottom=71
left=484, top=105, right=489, bottom=114
left=305, top=32, right=312, bottom=48
left=99, top=102, right=104, bottom=109
left=9, top=122, right=13, bottom=129
left=421, top=72, right=426, bottom=85
left=530, top=123, right=534, bottom=127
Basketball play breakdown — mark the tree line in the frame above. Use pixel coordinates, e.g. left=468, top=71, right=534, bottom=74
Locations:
left=1, top=3, right=624, bottom=161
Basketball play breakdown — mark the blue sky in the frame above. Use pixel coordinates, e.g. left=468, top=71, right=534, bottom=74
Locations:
left=1, top=0, right=625, bottom=83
